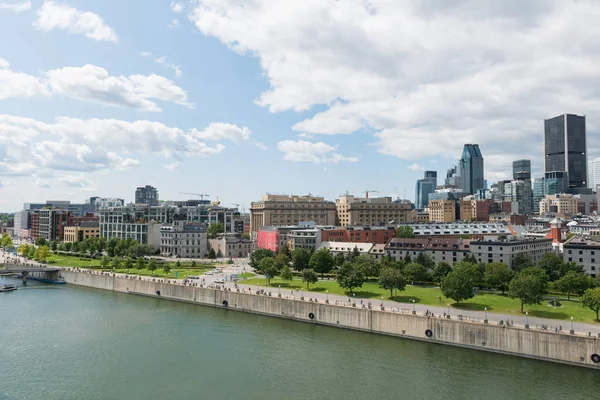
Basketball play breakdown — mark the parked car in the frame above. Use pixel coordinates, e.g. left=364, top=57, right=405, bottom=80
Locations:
left=214, top=278, right=225, bottom=284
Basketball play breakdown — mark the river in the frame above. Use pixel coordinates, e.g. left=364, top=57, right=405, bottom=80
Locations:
left=1, top=277, right=599, bottom=400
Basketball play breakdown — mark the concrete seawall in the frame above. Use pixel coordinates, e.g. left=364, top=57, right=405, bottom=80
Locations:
left=61, top=270, right=600, bottom=370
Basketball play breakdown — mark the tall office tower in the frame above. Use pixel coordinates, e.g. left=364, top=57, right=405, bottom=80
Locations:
left=588, top=157, right=600, bottom=190
left=135, top=185, right=159, bottom=206
left=458, top=144, right=484, bottom=195
left=544, top=114, right=587, bottom=189
left=445, top=166, right=461, bottom=188
left=544, top=171, right=569, bottom=195
left=532, top=178, right=545, bottom=214
left=415, top=171, right=437, bottom=209
left=513, top=159, right=531, bottom=180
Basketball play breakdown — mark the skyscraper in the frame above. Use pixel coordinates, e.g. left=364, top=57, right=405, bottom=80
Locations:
left=458, top=144, right=484, bottom=195
left=588, top=157, right=600, bottom=190
left=135, top=185, right=159, bottom=206
left=544, top=114, right=587, bottom=189
left=512, top=159, right=531, bottom=180
left=415, top=171, right=437, bottom=209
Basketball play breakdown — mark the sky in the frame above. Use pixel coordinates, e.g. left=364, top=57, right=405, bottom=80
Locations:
left=1, top=0, right=600, bottom=212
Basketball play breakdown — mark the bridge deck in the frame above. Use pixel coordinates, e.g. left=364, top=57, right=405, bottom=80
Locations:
left=1, top=266, right=61, bottom=273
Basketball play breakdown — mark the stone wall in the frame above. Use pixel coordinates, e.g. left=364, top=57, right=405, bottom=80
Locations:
left=60, top=270, right=600, bottom=369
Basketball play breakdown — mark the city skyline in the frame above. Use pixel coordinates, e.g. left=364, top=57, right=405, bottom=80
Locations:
left=2, top=1, right=600, bottom=211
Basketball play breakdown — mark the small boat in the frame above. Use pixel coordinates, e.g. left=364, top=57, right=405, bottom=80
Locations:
left=0, top=284, right=18, bottom=292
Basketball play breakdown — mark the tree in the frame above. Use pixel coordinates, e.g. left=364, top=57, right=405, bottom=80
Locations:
left=275, top=253, right=290, bottom=270
left=554, top=271, right=591, bottom=300
left=124, top=258, right=134, bottom=271
left=1, top=232, right=13, bottom=249
left=208, top=248, right=216, bottom=260
left=34, top=237, right=47, bottom=246
left=217, top=249, right=223, bottom=258
left=71, top=241, right=80, bottom=253
left=241, top=233, right=251, bottom=240
left=508, top=272, right=545, bottom=312
left=250, top=248, right=275, bottom=269
left=334, top=252, right=345, bottom=267
left=148, top=258, right=158, bottom=272
left=581, top=287, right=600, bottom=321
left=163, top=263, right=171, bottom=276
left=537, top=252, right=566, bottom=282
left=107, top=237, right=118, bottom=257
left=291, top=247, right=310, bottom=271
left=403, top=253, right=412, bottom=263
left=349, top=246, right=361, bottom=261
left=396, top=226, right=415, bottom=238
left=207, top=223, right=224, bottom=238
left=440, top=262, right=477, bottom=304
left=336, top=262, right=365, bottom=295
left=378, top=267, right=406, bottom=298
left=64, top=242, right=72, bottom=252
left=415, top=253, right=435, bottom=270
left=520, top=267, right=549, bottom=292
left=111, top=258, right=121, bottom=270
left=484, top=262, right=514, bottom=294
left=49, top=240, right=58, bottom=251
left=432, top=262, right=452, bottom=282
left=280, top=265, right=293, bottom=283
left=353, top=254, right=380, bottom=279
left=101, top=255, right=111, bottom=269
left=513, top=254, right=534, bottom=272
left=258, top=257, right=278, bottom=285
left=462, top=253, right=478, bottom=264
left=309, top=248, right=335, bottom=278
left=278, top=243, right=291, bottom=258
left=33, top=245, right=50, bottom=263
left=191, top=260, right=197, bottom=268
left=136, top=257, right=147, bottom=271
left=403, top=262, right=430, bottom=283
left=301, top=268, right=318, bottom=289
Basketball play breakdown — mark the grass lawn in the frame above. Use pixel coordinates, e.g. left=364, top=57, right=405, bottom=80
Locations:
left=100, top=267, right=213, bottom=280
left=238, top=272, right=256, bottom=279
left=241, top=277, right=599, bottom=324
left=47, top=254, right=102, bottom=268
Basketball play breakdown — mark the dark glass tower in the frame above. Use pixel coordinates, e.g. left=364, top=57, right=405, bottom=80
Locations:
left=135, top=185, right=159, bottom=206
left=512, top=159, right=531, bottom=180
left=415, top=171, right=437, bottom=209
left=458, top=144, right=484, bottom=195
left=544, top=114, right=587, bottom=188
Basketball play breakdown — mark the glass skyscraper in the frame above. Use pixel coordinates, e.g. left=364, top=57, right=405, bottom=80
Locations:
left=415, top=171, right=437, bottom=209
left=512, top=159, right=531, bottom=180
left=544, top=114, right=587, bottom=189
left=458, top=144, right=484, bottom=195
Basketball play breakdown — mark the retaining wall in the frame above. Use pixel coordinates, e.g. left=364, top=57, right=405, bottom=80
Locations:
left=60, top=270, right=600, bottom=369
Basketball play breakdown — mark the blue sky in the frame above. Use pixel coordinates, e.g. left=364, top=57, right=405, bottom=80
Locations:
left=1, top=0, right=600, bottom=211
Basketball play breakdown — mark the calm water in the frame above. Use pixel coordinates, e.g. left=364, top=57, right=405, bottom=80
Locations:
left=1, top=277, right=599, bottom=400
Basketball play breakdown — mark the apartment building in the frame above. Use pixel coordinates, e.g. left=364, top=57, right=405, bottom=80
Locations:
left=250, top=194, right=337, bottom=232
left=563, top=237, right=600, bottom=277
left=428, top=200, right=457, bottom=223
left=459, top=199, right=492, bottom=222
left=160, top=220, right=207, bottom=258
left=63, top=222, right=100, bottom=243
left=335, top=195, right=412, bottom=226
left=385, top=238, right=472, bottom=265
left=209, top=235, right=253, bottom=258
left=539, top=194, right=579, bottom=217
left=470, top=239, right=553, bottom=269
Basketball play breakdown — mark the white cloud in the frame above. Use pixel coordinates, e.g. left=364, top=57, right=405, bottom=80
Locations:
left=277, top=140, right=358, bottom=164
left=407, top=163, right=424, bottom=172
left=168, top=18, right=180, bottom=28
left=0, top=60, right=192, bottom=111
left=34, top=1, right=118, bottom=42
left=189, top=0, right=600, bottom=180
left=35, top=178, right=50, bottom=188
left=163, top=161, right=181, bottom=171
left=140, top=53, right=183, bottom=78
left=60, top=173, right=94, bottom=190
left=0, top=1, right=30, bottom=13
left=0, top=114, right=236, bottom=176
left=192, top=122, right=251, bottom=143
left=171, top=2, right=183, bottom=13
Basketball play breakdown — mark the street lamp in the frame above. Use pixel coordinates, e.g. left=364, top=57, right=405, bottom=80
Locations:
left=570, top=317, right=575, bottom=335
left=278, top=285, right=281, bottom=297
left=326, top=290, right=329, bottom=303
left=525, top=312, right=529, bottom=329
left=381, top=296, right=384, bottom=309
left=484, top=307, right=488, bottom=324
left=447, top=304, right=450, bottom=319
left=412, top=299, right=416, bottom=314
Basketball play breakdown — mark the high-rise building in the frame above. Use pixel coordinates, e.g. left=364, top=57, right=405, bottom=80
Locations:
left=502, top=179, right=533, bottom=214
left=544, top=171, right=569, bottom=195
left=445, top=166, right=461, bottom=188
left=135, top=185, right=159, bottom=206
left=513, top=159, right=531, bottom=180
left=532, top=178, right=545, bottom=214
left=588, top=157, right=600, bottom=190
left=458, top=144, right=484, bottom=195
left=415, top=171, right=437, bottom=209
left=250, top=194, right=337, bottom=232
left=544, top=114, right=587, bottom=189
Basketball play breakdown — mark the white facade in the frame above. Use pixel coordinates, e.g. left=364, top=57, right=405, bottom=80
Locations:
left=94, top=198, right=125, bottom=211
left=399, top=223, right=512, bottom=237
left=470, top=239, right=553, bottom=268
left=589, top=157, right=600, bottom=190
left=563, top=237, right=600, bottom=277
left=160, top=221, right=207, bottom=258
left=318, top=241, right=373, bottom=256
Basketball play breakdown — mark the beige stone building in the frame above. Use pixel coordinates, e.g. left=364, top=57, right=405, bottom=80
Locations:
left=428, top=200, right=456, bottom=223
left=250, top=194, right=337, bottom=232
left=63, top=223, right=100, bottom=243
left=335, top=195, right=411, bottom=227
left=539, top=194, right=579, bottom=217
left=208, top=235, right=253, bottom=258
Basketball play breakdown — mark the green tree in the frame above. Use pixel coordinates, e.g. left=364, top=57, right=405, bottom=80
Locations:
left=207, top=223, right=225, bottom=238
left=163, top=263, right=171, bottom=276
left=432, top=262, right=452, bottom=282
left=124, top=258, right=134, bottom=271
left=175, top=260, right=181, bottom=269
left=462, top=253, right=478, bottom=264
left=241, top=233, right=251, bottom=240
left=353, top=254, right=380, bottom=279
left=396, top=226, right=415, bottom=238
left=537, top=252, right=566, bottom=282
left=111, top=258, right=121, bottom=270
left=403, top=262, right=430, bottom=283
left=33, top=245, right=50, bottom=263
left=440, top=262, right=477, bottom=304
left=101, top=255, right=111, bottom=269
left=34, top=237, right=47, bottom=246
left=403, top=253, right=412, bottom=263
left=415, top=253, right=435, bottom=270
left=554, top=271, right=591, bottom=300
left=513, top=254, right=534, bottom=272
left=291, top=247, right=311, bottom=271
left=49, top=240, right=58, bottom=251
left=334, top=252, right=345, bottom=267
left=520, top=267, right=549, bottom=292
left=136, top=257, right=147, bottom=271
left=107, top=237, right=118, bottom=257
left=148, top=258, right=158, bottom=272
left=349, top=246, right=361, bottom=261
left=378, top=267, right=406, bottom=298
left=64, top=242, right=72, bottom=252
left=258, top=257, right=278, bottom=285
left=208, top=248, right=216, bottom=260
left=309, top=248, right=335, bottom=278
left=280, top=265, right=293, bottom=283
left=301, top=268, right=318, bottom=289
left=336, top=262, right=365, bottom=295
left=71, top=241, right=80, bottom=253
left=484, top=262, right=514, bottom=294
left=581, top=287, right=600, bottom=321
left=278, top=243, right=291, bottom=258
left=250, top=248, right=275, bottom=269
left=275, top=253, right=290, bottom=270
left=191, top=260, right=197, bottom=268
left=1, top=232, right=13, bottom=249
left=508, top=272, right=545, bottom=312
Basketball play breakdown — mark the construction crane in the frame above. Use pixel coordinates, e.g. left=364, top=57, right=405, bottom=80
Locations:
left=232, top=203, right=240, bottom=211
left=364, top=189, right=379, bottom=199
left=179, top=192, right=210, bottom=200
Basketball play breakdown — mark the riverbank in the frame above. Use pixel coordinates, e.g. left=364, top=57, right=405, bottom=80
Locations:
left=59, top=268, right=600, bottom=369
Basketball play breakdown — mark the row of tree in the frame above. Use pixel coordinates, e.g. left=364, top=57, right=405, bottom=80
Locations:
left=1, top=232, right=13, bottom=249
left=40, top=237, right=155, bottom=258
left=99, top=255, right=172, bottom=275
left=18, top=244, right=51, bottom=262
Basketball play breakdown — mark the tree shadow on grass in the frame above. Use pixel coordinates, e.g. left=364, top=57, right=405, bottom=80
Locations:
left=353, top=291, right=382, bottom=298
left=311, top=287, right=327, bottom=292
left=453, top=303, right=491, bottom=312
left=390, top=295, right=422, bottom=304
left=270, top=282, right=302, bottom=289
left=526, top=310, right=570, bottom=320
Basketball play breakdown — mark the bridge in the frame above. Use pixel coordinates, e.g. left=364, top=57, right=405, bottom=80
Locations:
left=1, top=265, right=60, bottom=273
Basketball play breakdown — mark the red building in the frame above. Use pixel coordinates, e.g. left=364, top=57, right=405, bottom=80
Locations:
left=322, top=227, right=396, bottom=244
left=257, top=228, right=280, bottom=252
left=68, top=214, right=99, bottom=226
